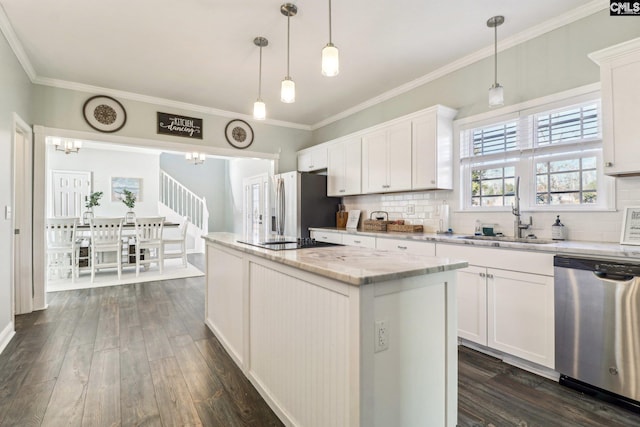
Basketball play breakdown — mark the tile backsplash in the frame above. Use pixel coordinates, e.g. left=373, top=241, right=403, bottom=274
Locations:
left=343, top=176, right=640, bottom=243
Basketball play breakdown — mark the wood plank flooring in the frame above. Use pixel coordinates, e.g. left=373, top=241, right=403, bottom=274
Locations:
left=0, top=254, right=639, bottom=426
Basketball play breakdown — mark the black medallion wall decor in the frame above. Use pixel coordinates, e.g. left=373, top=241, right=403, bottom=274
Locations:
left=225, top=119, right=254, bottom=149
left=83, top=95, right=127, bottom=133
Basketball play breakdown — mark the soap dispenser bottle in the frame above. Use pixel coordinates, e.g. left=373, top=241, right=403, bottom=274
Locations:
left=551, top=215, right=566, bottom=240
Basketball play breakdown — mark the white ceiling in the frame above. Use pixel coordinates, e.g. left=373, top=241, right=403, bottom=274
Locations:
left=1, top=0, right=602, bottom=128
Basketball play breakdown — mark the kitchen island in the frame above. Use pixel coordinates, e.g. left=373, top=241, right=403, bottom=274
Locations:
left=204, top=232, right=467, bottom=427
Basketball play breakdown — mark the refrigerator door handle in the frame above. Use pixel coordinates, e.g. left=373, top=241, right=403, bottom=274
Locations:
left=275, top=177, right=285, bottom=235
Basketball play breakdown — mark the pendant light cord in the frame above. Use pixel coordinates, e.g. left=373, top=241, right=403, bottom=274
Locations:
left=493, top=24, right=498, bottom=86
left=286, top=14, right=291, bottom=77
left=328, top=0, right=333, bottom=43
left=258, top=45, right=263, bottom=99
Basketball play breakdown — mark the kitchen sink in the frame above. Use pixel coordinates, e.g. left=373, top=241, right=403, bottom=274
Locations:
left=458, top=235, right=555, bottom=244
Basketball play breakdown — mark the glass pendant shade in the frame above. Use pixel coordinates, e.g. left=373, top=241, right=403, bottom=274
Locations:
left=489, top=84, right=504, bottom=107
left=281, top=77, right=296, bottom=103
left=322, top=43, right=339, bottom=76
left=253, top=100, right=266, bottom=120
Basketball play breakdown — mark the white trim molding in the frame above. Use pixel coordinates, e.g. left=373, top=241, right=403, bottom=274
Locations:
left=0, top=321, right=16, bottom=355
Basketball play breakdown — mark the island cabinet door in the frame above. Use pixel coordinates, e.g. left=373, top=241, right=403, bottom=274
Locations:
left=456, top=265, right=488, bottom=346
left=206, top=245, right=245, bottom=366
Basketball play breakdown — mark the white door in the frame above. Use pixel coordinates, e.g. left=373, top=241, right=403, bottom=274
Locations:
left=242, top=174, right=269, bottom=238
left=51, top=170, right=91, bottom=217
left=13, top=117, right=33, bottom=315
left=456, top=265, right=488, bottom=345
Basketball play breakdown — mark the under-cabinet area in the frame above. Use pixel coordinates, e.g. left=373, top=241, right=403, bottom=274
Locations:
left=310, top=227, right=638, bottom=377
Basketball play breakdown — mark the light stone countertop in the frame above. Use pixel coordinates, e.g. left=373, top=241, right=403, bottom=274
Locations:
left=204, top=232, right=468, bottom=286
left=310, top=227, right=640, bottom=260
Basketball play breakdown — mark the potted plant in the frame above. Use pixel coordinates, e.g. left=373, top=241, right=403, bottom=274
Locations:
left=83, top=191, right=103, bottom=224
left=122, top=189, right=136, bottom=223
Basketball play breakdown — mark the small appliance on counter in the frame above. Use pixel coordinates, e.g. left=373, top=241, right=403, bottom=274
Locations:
left=552, top=215, right=567, bottom=240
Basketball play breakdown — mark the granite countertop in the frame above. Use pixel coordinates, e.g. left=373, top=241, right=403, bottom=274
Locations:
left=310, top=227, right=640, bottom=260
left=204, top=232, right=468, bottom=286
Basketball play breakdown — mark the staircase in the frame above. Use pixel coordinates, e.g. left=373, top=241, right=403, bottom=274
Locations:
left=159, top=170, right=209, bottom=253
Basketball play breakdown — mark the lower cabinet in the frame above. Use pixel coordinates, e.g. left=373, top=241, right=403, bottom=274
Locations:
left=456, top=265, right=487, bottom=345
left=375, top=237, right=435, bottom=255
left=311, top=230, right=343, bottom=244
left=487, top=268, right=554, bottom=368
left=342, top=234, right=376, bottom=248
left=437, top=243, right=555, bottom=369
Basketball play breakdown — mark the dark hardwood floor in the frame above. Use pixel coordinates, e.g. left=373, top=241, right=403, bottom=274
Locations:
left=0, top=253, right=638, bottom=426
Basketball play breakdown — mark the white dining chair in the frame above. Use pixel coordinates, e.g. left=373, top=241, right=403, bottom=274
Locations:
left=162, top=216, right=189, bottom=268
left=89, top=217, right=124, bottom=282
left=46, top=217, right=79, bottom=282
left=133, top=216, right=165, bottom=276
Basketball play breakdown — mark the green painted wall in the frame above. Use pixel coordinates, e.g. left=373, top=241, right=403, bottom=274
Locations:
left=31, top=85, right=312, bottom=173
left=0, top=30, right=33, bottom=336
left=311, top=10, right=640, bottom=143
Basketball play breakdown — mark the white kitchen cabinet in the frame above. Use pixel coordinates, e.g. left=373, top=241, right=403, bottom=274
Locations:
left=590, top=37, right=640, bottom=176
left=327, top=137, right=361, bottom=196
left=487, top=268, right=554, bottom=368
left=437, top=243, right=554, bottom=367
left=375, top=237, right=435, bottom=255
left=342, top=234, right=376, bottom=248
left=455, top=265, right=488, bottom=345
left=297, top=144, right=328, bottom=172
left=362, top=120, right=412, bottom=193
left=411, top=106, right=457, bottom=190
left=310, top=230, right=343, bottom=244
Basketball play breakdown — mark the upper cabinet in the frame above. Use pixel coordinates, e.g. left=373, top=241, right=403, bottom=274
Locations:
left=412, top=106, right=457, bottom=190
left=590, top=37, right=640, bottom=176
left=327, top=137, right=361, bottom=196
left=297, top=145, right=328, bottom=172
left=362, top=120, right=412, bottom=193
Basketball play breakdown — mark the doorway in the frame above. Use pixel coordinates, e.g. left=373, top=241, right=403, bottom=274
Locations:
left=243, top=174, right=270, bottom=238
left=50, top=170, right=92, bottom=217
left=12, top=114, right=33, bottom=315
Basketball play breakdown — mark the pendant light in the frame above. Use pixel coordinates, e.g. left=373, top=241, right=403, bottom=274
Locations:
left=253, top=36, right=268, bottom=120
left=487, top=15, right=505, bottom=107
left=280, top=3, right=297, bottom=103
left=321, top=0, right=339, bottom=76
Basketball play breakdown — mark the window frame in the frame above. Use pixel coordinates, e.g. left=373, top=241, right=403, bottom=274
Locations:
left=457, top=89, right=615, bottom=213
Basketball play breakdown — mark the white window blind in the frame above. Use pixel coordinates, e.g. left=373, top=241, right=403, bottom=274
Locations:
left=459, top=94, right=612, bottom=211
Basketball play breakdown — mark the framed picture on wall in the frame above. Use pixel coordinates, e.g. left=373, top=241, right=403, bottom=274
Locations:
left=111, top=177, right=142, bottom=202
left=620, top=206, right=640, bottom=245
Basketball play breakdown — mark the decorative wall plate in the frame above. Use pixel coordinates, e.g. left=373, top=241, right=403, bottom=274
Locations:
left=83, top=95, right=127, bottom=133
left=225, top=119, right=254, bottom=149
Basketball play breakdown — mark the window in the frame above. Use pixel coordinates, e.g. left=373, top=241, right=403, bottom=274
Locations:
left=459, top=93, right=613, bottom=211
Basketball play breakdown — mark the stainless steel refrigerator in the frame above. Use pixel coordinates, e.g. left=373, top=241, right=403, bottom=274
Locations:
left=272, top=171, right=340, bottom=238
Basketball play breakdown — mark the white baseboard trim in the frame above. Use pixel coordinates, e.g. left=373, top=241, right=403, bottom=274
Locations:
left=459, top=339, right=560, bottom=382
left=0, top=321, right=16, bottom=355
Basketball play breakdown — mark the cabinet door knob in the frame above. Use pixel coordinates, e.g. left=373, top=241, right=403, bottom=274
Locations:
left=339, top=189, right=345, bottom=193
left=488, top=273, right=494, bottom=279
left=479, top=272, right=486, bottom=278
left=605, top=162, right=613, bottom=167
left=354, top=240, right=361, bottom=244
left=397, top=245, right=407, bottom=250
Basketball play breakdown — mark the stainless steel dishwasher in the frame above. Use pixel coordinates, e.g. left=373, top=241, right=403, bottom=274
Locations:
left=554, top=255, right=640, bottom=412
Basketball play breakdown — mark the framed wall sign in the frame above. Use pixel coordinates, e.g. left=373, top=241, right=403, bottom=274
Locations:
left=111, top=177, right=142, bottom=202
left=157, top=112, right=203, bottom=139
left=83, top=95, right=127, bottom=133
left=346, top=210, right=361, bottom=230
left=225, top=119, right=254, bottom=149
left=620, top=206, right=640, bottom=245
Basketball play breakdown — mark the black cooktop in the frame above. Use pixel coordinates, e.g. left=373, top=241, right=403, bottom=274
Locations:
left=237, top=237, right=342, bottom=251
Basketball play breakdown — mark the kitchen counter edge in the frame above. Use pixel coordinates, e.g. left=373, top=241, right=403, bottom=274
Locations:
left=310, top=227, right=640, bottom=260
left=204, top=232, right=468, bottom=286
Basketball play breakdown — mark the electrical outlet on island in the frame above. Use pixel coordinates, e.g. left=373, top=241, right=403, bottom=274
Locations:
left=374, top=320, right=389, bottom=352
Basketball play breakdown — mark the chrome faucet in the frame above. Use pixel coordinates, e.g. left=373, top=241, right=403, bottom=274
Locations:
left=512, top=176, right=532, bottom=238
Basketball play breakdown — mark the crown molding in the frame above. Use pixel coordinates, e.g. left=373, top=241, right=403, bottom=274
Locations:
left=1, top=0, right=607, bottom=132
left=33, top=76, right=311, bottom=131
left=310, top=0, right=608, bottom=130
left=0, top=3, right=36, bottom=80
